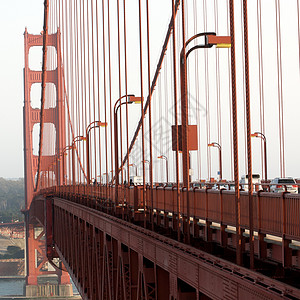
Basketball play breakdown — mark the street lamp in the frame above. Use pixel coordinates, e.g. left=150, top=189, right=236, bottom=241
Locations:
left=180, top=32, right=231, bottom=188
left=72, top=136, right=86, bottom=185
left=208, top=142, right=222, bottom=180
left=179, top=32, right=230, bottom=245
left=114, top=95, right=141, bottom=206
left=86, top=121, right=107, bottom=184
left=251, top=132, right=267, bottom=182
left=157, top=155, right=169, bottom=183
left=114, top=95, right=141, bottom=184
left=129, top=163, right=138, bottom=176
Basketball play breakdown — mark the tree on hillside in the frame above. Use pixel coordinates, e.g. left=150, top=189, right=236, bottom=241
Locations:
left=0, top=178, right=24, bottom=222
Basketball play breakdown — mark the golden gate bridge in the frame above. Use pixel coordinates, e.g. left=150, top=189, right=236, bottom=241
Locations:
left=23, top=0, right=300, bottom=298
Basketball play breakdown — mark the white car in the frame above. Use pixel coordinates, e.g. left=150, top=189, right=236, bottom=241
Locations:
left=240, top=174, right=262, bottom=191
left=270, top=177, right=298, bottom=194
left=211, top=183, right=227, bottom=190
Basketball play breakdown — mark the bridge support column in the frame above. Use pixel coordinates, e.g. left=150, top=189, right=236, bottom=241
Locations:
left=258, top=232, right=267, bottom=259
left=172, top=214, right=178, bottom=231
left=58, top=284, right=73, bottom=297
left=25, top=285, right=38, bottom=297
left=25, top=223, right=38, bottom=286
left=183, top=216, right=190, bottom=243
left=23, top=27, right=69, bottom=296
left=193, top=218, right=200, bottom=238
left=282, top=238, right=292, bottom=268
left=205, top=221, right=212, bottom=242
left=169, top=273, right=177, bottom=300
left=157, top=212, right=162, bottom=227
left=220, top=224, right=227, bottom=247
left=164, top=212, right=169, bottom=229
left=178, top=279, right=197, bottom=300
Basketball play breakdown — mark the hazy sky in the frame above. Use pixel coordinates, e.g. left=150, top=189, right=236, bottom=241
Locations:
left=1, top=0, right=299, bottom=181
left=0, top=1, right=43, bottom=178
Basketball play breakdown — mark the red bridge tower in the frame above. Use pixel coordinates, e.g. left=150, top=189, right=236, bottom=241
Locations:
left=23, top=28, right=71, bottom=297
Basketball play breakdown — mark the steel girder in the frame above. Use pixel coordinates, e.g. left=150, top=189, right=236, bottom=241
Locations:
left=50, top=197, right=300, bottom=300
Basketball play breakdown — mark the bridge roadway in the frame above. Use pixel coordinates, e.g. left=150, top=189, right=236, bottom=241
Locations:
left=38, top=185, right=300, bottom=300
left=0, top=222, right=24, bottom=229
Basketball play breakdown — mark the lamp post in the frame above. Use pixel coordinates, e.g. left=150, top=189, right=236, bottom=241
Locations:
left=114, top=95, right=141, bottom=183
left=251, top=132, right=267, bottom=183
left=157, top=155, right=169, bottom=183
left=86, top=121, right=107, bottom=184
left=180, top=32, right=230, bottom=245
left=72, top=136, right=86, bottom=185
left=180, top=32, right=231, bottom=188
left=208, top=142, right=222, bottom=181
left=114, top=95, right=141, bottom=206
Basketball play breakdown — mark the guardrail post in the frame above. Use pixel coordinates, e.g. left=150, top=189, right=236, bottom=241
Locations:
left=134, top=186, right=139, bottom=211
left=45, top=197, right=56, bottom=260
left=220, top=189, right=227, bottom=247
left=205, top=188, right=212, bottom=242
left=282, top=192, right=292, bottom=268
left=182, top=188, right=190, bottom=244
left=163, top=187, right=169, bottom=229
left=193, top=188, right=199, bottom=239
left=172, top=187, right=178, bottom=233
left=257, top=191, right=267, bottom=259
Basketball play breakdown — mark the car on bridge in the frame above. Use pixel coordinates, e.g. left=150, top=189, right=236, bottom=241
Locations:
left=240, top=174, right=262, bottom=191
left=211, top=183, right=228, bottom=190
left=270, top=177, right=298, bottom=194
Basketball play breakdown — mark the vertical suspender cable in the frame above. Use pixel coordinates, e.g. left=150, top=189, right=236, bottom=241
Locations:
left=146, top=0, right=154, bottom=227
left=138, top=0, right=146, bottom=227
left=91, top=0, right=97, bottom=182
left=35, top=0, right=50, bottom=191
left=193, top=0, right=201, bottom=181
left=172, top=0, right=181, bottom=241
left=203, top=0, right=211, bottom=180
left=107, top=0, right=114, bottom=183
left=120, top=0, right=181, bottom=169
left=86, top=0, right=92, bottom=182
left=243, top=0, right=255, bottom=270
left=123, top=0, right=130, bottom=185
left=95, top=0, right=102, bottom=184
left=240, top=0, right=248, bottom=175
left=214, top=0, right=222, bottom=149
left=275, top=0, right=285, bottom=178
left=74, top=0, right=81, bottom=182
left=117, top=0, right=123, bottom=185
left=229, top=0, right=242, bottom=266
left=257, top=0, right=266, bottom=180
left=101, top=0, right=109, bottom=190
left=227, top=0, right=234, bottom=181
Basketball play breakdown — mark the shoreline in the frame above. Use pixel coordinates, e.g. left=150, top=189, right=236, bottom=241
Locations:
left=0, top=277, right=25, bottom=280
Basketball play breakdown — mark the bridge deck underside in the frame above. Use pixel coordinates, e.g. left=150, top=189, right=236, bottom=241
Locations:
left=51, top=196, right=300, bottom=300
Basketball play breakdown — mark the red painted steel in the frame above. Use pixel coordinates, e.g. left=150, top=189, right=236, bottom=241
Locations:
left=47, top=195, right=300, bottom=300
left=23, top=29, right=68, bottom=286
left=47, top=185, right=300, bottom=262
left=23, top=0, right=300, bottom=298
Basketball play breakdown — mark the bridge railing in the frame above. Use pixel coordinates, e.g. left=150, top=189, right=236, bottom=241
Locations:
left=43, top=184, right=300, bottom=242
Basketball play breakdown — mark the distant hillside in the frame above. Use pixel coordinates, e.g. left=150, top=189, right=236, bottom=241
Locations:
left=0, top=178, right=24, bottom=222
